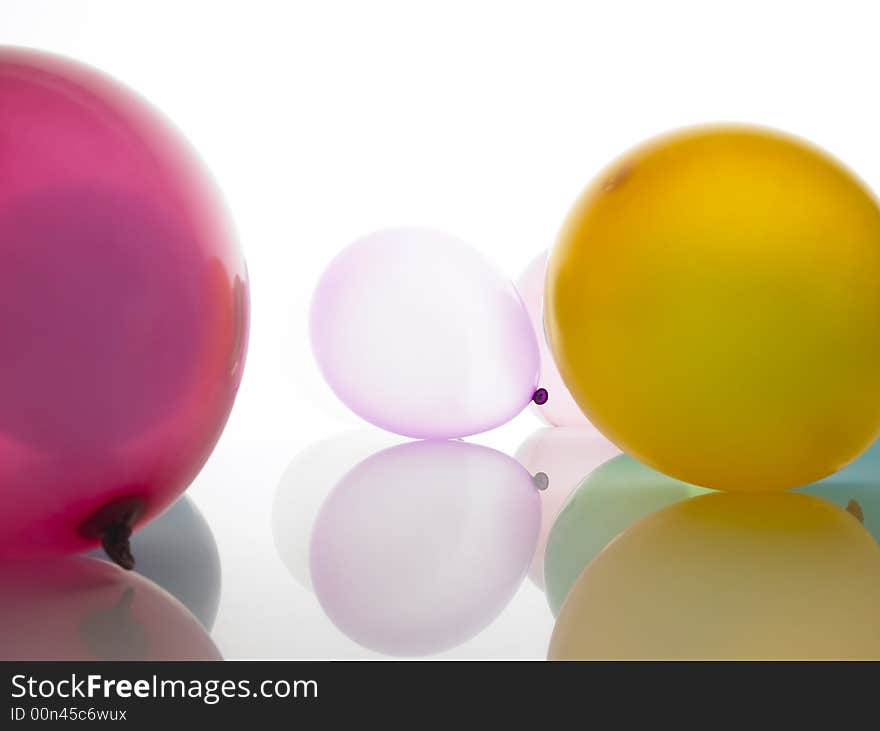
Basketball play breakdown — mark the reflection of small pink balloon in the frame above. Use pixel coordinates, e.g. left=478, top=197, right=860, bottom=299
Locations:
left=515, top=427, right=620, bottom=589
left=310, top=229, right=539, bottom=439
left=516, top=251, right=595, bottom=427
left=0, top=557, right=221, bottom=660
left=0, top=49, right=248, bottom=565
left=310, top=440, right=540, bottom=657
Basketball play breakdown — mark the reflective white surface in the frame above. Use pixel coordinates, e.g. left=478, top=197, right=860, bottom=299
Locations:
left=191, top=417, right=567, bottom=660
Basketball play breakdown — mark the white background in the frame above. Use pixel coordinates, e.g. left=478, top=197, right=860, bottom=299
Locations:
left=2, top=0, right=880, bottom=658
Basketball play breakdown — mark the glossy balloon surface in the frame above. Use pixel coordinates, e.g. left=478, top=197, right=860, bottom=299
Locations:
left=546, top=125, right=880, bottom=491
left=0, top=48, right=248, bottom=556
left=0, top=557, right=221, bottom=660
left=549, top=492, right=880, bottom=659
left=544, top=453, right=710, bottom=615
left=516, top=251, right=594, bottom=427
left=311, top=228, right=539, bottom=438
left=514, top=427, right=620, bottom=589
left=310, top=440, right=540, bottom=656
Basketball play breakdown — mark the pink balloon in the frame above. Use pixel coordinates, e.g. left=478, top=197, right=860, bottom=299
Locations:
left=0, top=557, right=221, bottom=660
left=0, top=49, right=248, bottom=566
left=310, top=439, right=540, bottom=656
left=310, top=228, right=539, bottom=439
left=516, top=251, right=597, bottom=428
left=514, top=427, right=621, bottom=589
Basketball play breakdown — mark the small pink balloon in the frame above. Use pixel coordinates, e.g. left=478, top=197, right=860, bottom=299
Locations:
left=310, top=228, right=540, bottom=439
left=516, top=251, right=597, bottom=428
left=0, top=49, right=248, bottom=566
left=514, top=427, right=621, bottom=589
left=309, top=439, right=541, bottom=656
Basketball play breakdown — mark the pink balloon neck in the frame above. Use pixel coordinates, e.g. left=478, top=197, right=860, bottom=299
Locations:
left=78, top=495, right=147, bottom=570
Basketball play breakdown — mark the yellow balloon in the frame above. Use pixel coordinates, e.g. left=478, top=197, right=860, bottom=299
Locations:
left=546, top=125, right=880, bottom=491
left=548, top=492, right=880, bottom=660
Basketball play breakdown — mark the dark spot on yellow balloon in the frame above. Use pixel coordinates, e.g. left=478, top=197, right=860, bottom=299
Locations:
left=602, top=164, right=633, bottom=192
left=847, top=499, right=865, bottom=524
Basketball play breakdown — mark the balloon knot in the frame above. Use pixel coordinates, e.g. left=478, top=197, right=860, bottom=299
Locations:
left=79, top=495, right=145, bottom=572
left=102, top=523, right=135, bottom=571
left=532, top=388, right=548, bottom=405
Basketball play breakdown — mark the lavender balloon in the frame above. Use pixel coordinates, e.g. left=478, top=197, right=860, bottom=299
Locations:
left=311, top=229, right=540, bottom=438
left=517, top=251, right=596, bottom=428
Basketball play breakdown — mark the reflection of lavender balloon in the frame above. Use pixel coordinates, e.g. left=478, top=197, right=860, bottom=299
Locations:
left=272, top=431, right=401, bottom=591
left=309, top=440, right=541, bottom=657
left=515, top=427, right=620, bottom=589
left=310, top=229, right=540, bottom=439
left=516, top=251, right=595, bottom=427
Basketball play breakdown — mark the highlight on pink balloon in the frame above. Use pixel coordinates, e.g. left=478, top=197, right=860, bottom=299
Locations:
left=0, top=557, right=221, bottom=660
left=310, top=228, right=540, bottom=439
left=514, top=427, right=621, bottom=589
left=516, top=250, right=596, bottom=428
left=309, top=439, right=541, bottom=657
left=0, top=49, right=248, bottom=567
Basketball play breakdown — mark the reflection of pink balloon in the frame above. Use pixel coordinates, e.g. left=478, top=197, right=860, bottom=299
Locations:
left=310, top=229, right=539, bottom=439
left=515, top=427, right=620, bottom=589
left=0, top=49, right=248, bottom=565
left=516, top=251, right=595, bottom=427
left=310, top=440, right=540, bottom=656
left=0, top=557, right=221, bottom=660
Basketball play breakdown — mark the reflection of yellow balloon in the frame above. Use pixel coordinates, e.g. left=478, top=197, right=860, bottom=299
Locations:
left=546, top=126, right=880, bottom=491
left=549, top=492, right=880, bottom=660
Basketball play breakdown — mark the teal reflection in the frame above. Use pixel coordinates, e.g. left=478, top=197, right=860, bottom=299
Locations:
left=544, top=454, right=711, bottom=616
left=545, top=440, right=880, bottom=617
left=795, top=440, right=880, bottom=537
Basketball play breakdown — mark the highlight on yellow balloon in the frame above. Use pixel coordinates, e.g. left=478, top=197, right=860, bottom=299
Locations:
left=548, top=491, right=880, bottom=660
left=545, top=125, right=880, bottom=491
